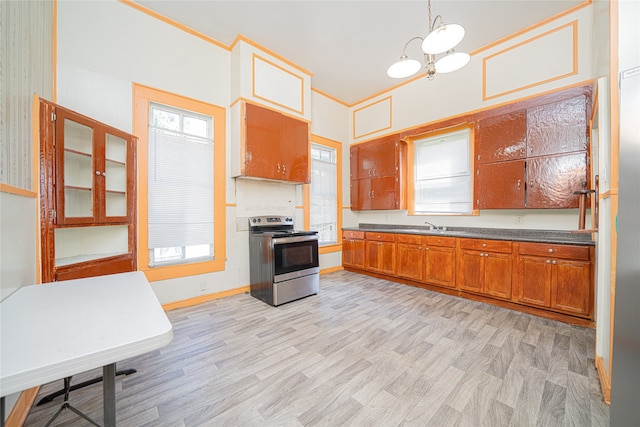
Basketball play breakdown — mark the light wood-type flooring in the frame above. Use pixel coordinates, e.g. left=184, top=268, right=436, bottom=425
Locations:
left=24, top=271, right=609, bottom=426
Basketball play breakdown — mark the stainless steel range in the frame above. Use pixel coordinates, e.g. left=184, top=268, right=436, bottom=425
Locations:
left=249, top=215, right=319, bottom=306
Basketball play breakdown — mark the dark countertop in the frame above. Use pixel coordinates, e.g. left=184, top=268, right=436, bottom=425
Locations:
left=344, top=223, right=595, bottom=246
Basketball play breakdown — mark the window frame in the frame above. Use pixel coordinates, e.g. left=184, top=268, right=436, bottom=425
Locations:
left=407, top=124, right=477, bottom=216
left=133, top=84, right=226, bottom=281
left=304, top=135, right=342, bottom=254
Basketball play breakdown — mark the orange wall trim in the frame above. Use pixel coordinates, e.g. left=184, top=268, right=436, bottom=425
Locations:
left=311, top=87, right=350, bottom=107
left=351, top=79, right=593, bottom=147
left=230, top=97, right=312, bottom=123
left=482, top=21, right=579, bottom=101
left=321, top=266, right=343, bottom=275
left=352, top=96, right=393, bottom=140
left=5, top=386, right=40, bottom=427
left=0, top=183, right=37, bottom=198
left=595, top=356, right=611, bottom=404
left=231, top=34, right=313, bottom=77
left=118, top=0, right=227, bottom=49
left=251, top=53, right=305, bottom=115
left=319, top=243, right=342, bottom=254
left=162, top=286, right=250, bottom=311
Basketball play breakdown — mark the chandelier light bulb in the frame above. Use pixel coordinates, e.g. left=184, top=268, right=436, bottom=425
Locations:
left=435, top=50, right=471, bottom=73
left=387, top=56, right=422, bottom=79
left=421, top=23, right=465, bottom=55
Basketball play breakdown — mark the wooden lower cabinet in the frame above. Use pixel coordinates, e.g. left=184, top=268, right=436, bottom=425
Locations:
left=457, top=239, right=513, bottom=300
left=342, top=229, right=594, bottom=324
left=396, top=234, right=424, bottom=281
left=516, top=242, right=593, bottom=317
left=365, top=232, right=396, bottom=275
left=342, top=230, right=365, bottom=269
left=423, top=236, right=456, bottom=288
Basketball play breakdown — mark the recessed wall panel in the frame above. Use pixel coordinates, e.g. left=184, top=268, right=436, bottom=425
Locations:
left=484, top=22, right=577, bottom=101
left=353, top=96, right=392, bottom=139
left=252, top=54, right=304, bottom=114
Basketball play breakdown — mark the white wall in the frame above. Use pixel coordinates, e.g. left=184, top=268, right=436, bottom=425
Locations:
left=347, top=5, right=595, bottom=233
left=1, top=0, right=53, bottom=420
left=56, top=1, right=599, bottom=305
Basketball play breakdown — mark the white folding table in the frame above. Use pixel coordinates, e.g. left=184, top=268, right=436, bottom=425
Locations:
left=0, top=271, right=173, bottom=426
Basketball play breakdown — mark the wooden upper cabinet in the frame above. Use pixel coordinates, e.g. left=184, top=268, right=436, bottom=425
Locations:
left=39, top=99, right=137, bottom=283
left=356, top=134, right=399, bottom=178
left=526, top=152, right=587, bottom=209
left=477, top=160, right=525, bottom=209
left=475, top=87, right=590, bottom=210
left=350, top=135, right=406, bottom=210
left=476, top=110, right=527, bottom=164
left=243, top=103, right=310, bottom=184
left=527, top=95, right=588, bottom=157
left=53, top=104, right=136, bottom=226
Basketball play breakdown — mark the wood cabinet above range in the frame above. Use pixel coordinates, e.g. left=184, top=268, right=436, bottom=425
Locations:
left=231, top=102, right=310, bottom=184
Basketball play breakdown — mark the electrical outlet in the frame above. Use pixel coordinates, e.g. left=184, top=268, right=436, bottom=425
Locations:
left=515, top=215, right=524, bottom=225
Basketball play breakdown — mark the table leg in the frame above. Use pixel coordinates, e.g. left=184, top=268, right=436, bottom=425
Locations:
left=103, top=363, right=116, bottom=427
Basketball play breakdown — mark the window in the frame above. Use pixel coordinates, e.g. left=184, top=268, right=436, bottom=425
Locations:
left=133, top=84, right=226, bottom=281
left=148, top=103, right=214, bottom=266
left=414, top=128, right=472, bottom=214
left=310, top=143, right=338, bottom=245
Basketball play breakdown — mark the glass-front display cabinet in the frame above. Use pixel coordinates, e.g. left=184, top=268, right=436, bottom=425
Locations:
left=39, top=99, right=137, bottom=283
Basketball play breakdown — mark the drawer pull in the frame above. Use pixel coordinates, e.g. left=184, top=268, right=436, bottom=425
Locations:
left=548, top=248, right=554, bottom=253
left=482, top=243, right=487, bottom=247
left=546, top=260, right=551, bottom=264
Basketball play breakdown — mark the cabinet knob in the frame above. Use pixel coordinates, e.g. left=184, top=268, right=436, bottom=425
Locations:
left=546, top=260, right=551, bottom=264
left=517, top=179, right=521, bottom=190
left=552, top=260, right=557, bottom=265
left=425, top=247, right=429, bottom=251
left=282, top=164, right=286, bottom=174
left=482, top=243, right=486, bottom=247
left=548, top=248, right=554, bottom=253
left=419, top=247, right=422, bottom=250
left=95, top=171, right=102, bottom=176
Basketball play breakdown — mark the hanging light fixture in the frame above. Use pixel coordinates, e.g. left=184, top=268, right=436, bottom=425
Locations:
left=387, top=0, right=470, bottom=80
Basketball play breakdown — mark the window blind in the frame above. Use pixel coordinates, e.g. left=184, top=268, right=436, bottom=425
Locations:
left=148, top=104, right=214, bottom=252
left=414, top=129, right=472, bottom=214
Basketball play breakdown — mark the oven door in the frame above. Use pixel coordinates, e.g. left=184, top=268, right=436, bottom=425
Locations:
left=271, top=235, right=319, bottom=281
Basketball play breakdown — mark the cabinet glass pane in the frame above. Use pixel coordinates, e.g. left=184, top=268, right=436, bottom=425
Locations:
left=105, top=133, right=127, bottom=217
left=64, top=119, right=93, bottom=218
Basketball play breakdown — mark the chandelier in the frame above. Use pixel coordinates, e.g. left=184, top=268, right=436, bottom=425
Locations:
left=387, top=0, right=470, bottom=80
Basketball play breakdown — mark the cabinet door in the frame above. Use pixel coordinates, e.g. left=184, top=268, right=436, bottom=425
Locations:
left=280, top=113, right=309, bottom=183
left=55, top=109, right=99, bottom=225
left=477, top=160, right=525, bottom=209
left=551, top=259, right=591, bottom=316
left=527, top=95, right=588, bottom=157
left=424, top=245, right=456, bottom=288
left=343, top=238, right=365, bottom=268
left=483, top=252, right=513, bottom=299
left=457, top=250, right=484, bottom=293
left=102, top=129, right=135, bottom=222
left=378, top=241, right=396, bottom=275
left=358, top=135, right=398, bottom=178
left=365, top=240, right=381, bottom=271
left=477, top=110, right=527, bottom=164
left=396, top=243, right=423, bottom=281
left=244, top=103, right=282, bottom=180
left=355, top=179, right=372, bottom=210
left=517, top=255, right=552, bottom=307
left=525, top=152, right=586, bottom=208
left=350, top=145, right=359, bottom=180
left=370, top=176, right=400, bottom=210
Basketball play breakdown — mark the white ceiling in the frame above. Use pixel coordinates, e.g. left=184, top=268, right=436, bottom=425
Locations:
left=134, top=0, right=585, bottom=105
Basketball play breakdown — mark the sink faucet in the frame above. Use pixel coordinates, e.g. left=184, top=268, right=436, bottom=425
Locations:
left=424, top=221, right=446, bottom=231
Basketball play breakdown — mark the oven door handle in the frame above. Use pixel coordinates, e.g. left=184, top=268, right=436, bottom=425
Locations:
left=271, top=235, right=319, bottom=245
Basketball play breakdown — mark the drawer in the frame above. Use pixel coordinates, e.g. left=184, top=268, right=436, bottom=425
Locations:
left=518, top=242, right=590, bottom=260
left=396, top=233, right=422, bottom=244
left=343, top=230, right=365, bottom=240
left=365, top=232, right=396, bottom=242
left=460, top=238, right=512, bottom=253
left=423, top=235, right=457, bottom=247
